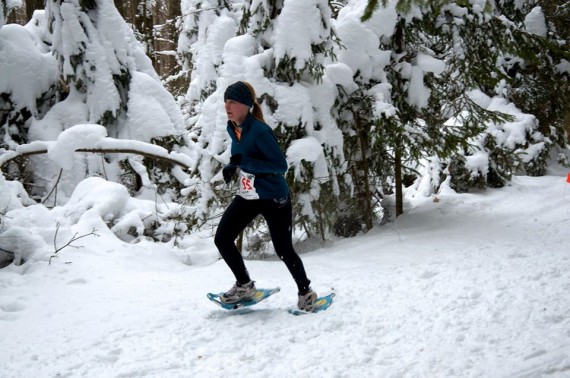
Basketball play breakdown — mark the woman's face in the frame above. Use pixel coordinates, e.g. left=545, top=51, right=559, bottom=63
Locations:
left=225, top=100, right=250, bottom=125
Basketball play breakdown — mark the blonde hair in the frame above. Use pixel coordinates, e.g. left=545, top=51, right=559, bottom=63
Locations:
left=242, top=81, right=265, bottom=123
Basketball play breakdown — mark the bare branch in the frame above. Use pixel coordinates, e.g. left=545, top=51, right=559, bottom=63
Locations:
left=42, top=169, right=63, bottom=206
left=49, top=225, right=99, bottom=264
left=0, top=247, right=15, bottom=256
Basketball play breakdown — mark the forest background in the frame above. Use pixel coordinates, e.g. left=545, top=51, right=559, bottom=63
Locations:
left=1, top=0, right=569, bottom=267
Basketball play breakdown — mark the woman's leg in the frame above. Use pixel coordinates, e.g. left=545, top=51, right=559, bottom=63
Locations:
left=214, top=196, right=260, bottom=284
left=262, top=197, right=311, bottom=293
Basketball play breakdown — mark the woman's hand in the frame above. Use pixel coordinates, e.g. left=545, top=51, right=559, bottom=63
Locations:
left=223, top=164, right=237, bottom=184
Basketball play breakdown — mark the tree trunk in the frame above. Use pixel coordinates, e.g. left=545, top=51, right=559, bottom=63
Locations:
left=356, top=113, right=373, bottom=230
left=25, top=0, right=44, bottom=19
left=113, top=0, right=125, bottom=17
left=153, top=0, right=180, bottom=77
left=393, top=17, right=405, bottom=218
left=395, top=149, right=403, bottom=217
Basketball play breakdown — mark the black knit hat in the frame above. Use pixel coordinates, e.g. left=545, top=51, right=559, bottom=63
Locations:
left=224, top=81, right=254, bottom=108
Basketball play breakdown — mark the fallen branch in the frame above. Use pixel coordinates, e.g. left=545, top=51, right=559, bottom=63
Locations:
left=49, top=224, right=99, bottom=264
left=0, top=147, right=192, bottom=171
left=0, top=247, right=15, bottom=256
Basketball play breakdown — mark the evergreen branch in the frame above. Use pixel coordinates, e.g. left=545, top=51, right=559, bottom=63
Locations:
left=361, top=0, right=383, bottom=22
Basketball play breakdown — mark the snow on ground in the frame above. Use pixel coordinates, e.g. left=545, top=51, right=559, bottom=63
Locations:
left=1, top=173, right=570, bottom=378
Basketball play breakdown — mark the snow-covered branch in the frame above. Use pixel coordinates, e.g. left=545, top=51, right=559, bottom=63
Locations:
left=0, top=125, right=194, bottom=171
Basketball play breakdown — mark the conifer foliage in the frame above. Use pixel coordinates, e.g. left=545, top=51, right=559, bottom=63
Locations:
left=1, top=0, right=569, bottom=253
left=180, top=0, right=569, bottom=247
left=340, top=0, right=567, bottom=220
left=1, top=0, right=188, bottom=204
left=181, top=0, right=347, bottom=246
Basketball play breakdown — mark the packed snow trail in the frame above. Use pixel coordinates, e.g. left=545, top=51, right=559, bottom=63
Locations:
left=1, top=174, right=569, bottom=377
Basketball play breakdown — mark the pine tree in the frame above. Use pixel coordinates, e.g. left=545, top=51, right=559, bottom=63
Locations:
left=1, top=3, right=59, bottom=186
left=177, top=0, right=239, bottom=229
left=494, top=1, right=570, bottom=170
left=256, top=0, right=344, bottom=241
left=179, top=0, right=235, bottom=122
left=441, top=1, right=569, bottom=187
left=182, top=0, right=347, bottom=247
left=2, top=0, right=188, bottom=203
left=337, top=0, right=552, bottom=221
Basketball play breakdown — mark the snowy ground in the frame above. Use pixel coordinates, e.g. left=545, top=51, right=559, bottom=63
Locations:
left=1, top=173, right=570, bottom=378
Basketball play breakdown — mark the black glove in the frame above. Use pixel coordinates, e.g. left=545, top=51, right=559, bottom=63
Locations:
left=229, top=154, right=242, bottom=165
left=223, top=164, right=237, bottom=184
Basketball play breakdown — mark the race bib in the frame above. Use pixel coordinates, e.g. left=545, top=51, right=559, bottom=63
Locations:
left=237, top=170, right=259, bottom=200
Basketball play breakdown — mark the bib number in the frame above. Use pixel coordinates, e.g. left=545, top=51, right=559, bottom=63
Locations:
left=238, top=170, right=259, bottom=200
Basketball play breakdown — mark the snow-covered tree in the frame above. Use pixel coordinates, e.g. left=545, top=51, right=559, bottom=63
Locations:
left=181, top=0, right=349, bottom=246
left=494, top=1, right=570, bottom=170
left=179, top=0, right=236, bottom=122
left=333, top=0, right=555, bottom=222
left=439, top=1, right=568, bottom=189
left=181, top=0, right=554, bottom=242
left=1, top=0, right=190, bottom=205
left=1, top=6, right=59, bottom=184
left=176, top=0, right=239, bottom=234
left=1, top=1, right=201, bottom=249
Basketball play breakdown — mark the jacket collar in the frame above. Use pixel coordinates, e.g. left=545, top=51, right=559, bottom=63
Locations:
left=239, top=112, right=255, bottom=132
left=229, top=113, right=255, bottom=134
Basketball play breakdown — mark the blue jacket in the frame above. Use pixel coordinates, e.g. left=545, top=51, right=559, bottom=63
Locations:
left=226, top=113, right=289, bottom=200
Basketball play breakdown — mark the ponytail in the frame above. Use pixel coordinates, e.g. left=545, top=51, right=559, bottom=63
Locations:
left=242, top=81, right=265, bottom=123
left=251, top=102, right=265, bottom=123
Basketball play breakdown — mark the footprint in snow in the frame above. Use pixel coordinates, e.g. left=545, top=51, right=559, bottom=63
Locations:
left=0, top=300, right=26, bottom=320
left=0, top=301, right=26, bottom=312
left=419, top=271, right=439, bottom=279
left=67, top=278, right=88, bottom=285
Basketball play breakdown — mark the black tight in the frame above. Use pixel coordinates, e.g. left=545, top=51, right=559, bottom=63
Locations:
left=214, top=195, right=311, bottom=293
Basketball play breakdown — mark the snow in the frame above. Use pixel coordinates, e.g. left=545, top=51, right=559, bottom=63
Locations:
left=1, top=1, right=187, bottom=202
left=333, top=7, right=392, bottom=82
left=1, top=1, right=570, bottom=376
left=337, top=0, right=398, bottom=40
left=121, top=71, right=185, bottom=142
left=408, top=65, right=430, bottom=109
left=524, top=7, right=547, bottom=38
left=370, top=83, right=397, bottom=117
left=273, top=0, right=329, bottom=70
left=324, top=63, right=358, bottom=90
left=487, top=97, right=538, bottom=150
left=0, top=24, right=58, bottom=114
left=465, top=150, right=489, bottom=177
left=557, top=59, right=570, bottom=74
left=27, top=89, right=90, bottom=141
left=287, top=136, right=326, bottom=180
left=287, top=137, right=323, bottom=164
left=0, top=124, right=194, bottom=176
left=416, top=52, right=446, bottom=75
left=1, top=173, right=570, bottom=377
left=48, top=124, right=108, bottom=170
